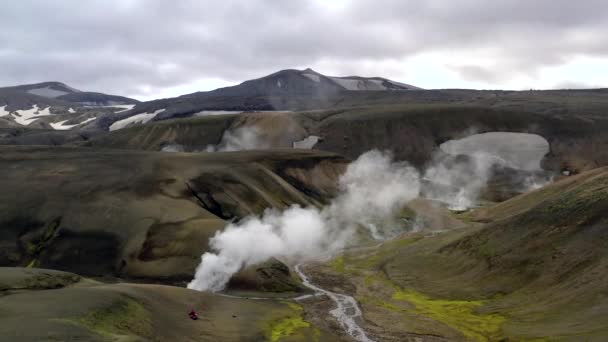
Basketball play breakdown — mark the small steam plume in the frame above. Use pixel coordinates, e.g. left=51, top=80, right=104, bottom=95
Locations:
left=422, top=152, right=508, bottom=210
left=421, top=132, right=553, bottom=210
left=187, top=150, right=420, bottom=292
left=207, top=126, right=269, bottom=152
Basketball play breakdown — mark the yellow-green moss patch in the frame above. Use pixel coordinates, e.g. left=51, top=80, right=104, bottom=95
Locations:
left=393, top=289, right=506, bottom=342
left=265, top=302, right=311, bottom=342
left=76, top=297, right=152, bottom=341
left=330, top=255, right=346, bottom=273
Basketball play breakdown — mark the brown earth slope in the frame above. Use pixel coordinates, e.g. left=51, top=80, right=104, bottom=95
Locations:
left=0, top=146, right=347, bottom=282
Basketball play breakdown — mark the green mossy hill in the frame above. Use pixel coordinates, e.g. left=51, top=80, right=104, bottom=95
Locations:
left=0, top=267, right=80, bottom=291
left=74, top=297, right=153, bottom=341
left=388, top=168, right=608, bottom=340
left=0, top=269, right=342, bottom=342
left=313, top=168, right=608, bottom=340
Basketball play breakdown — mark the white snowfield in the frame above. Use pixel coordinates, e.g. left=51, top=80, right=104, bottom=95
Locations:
left=0, top=105, right=10, bottom=117
left=68, top=107, right=76, bottom=113
left=293, top=135, right=320, bottom=149
left=83, top=104, right=136, bottom=113
left=12, top=105, right=53, bottom=125
left=113, top=104, right=136, bottom=113
left=27, top=86, right=71, bottom=98
left=329, top=77, right=408, bottom=91
left=302, top=73, right=321, bottom=82
left=194, top=110, right=242, bottom=117
left=109, top=109, right=165, bottom=131
left=50, top=117, right=97, bottom=130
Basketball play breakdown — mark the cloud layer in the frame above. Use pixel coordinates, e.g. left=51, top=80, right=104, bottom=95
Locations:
left=2, top=0, right=607, bottom=98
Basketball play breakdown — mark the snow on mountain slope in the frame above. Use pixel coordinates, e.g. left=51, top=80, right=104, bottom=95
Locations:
left=109, top=109, right=166, bottom=131
left=0, top=105, right=10, bottom=117
left=329, top=76, right=419, bottom=91
left=100, top=68, right=421, bottom=130
left=302, top=72, right=321, bottom=83
left=12, top=105, right=53, bottom=125
left=50, top=117, right=97, bottom=130
left=27, top=86, right=72, bottom=98
left=113, top=104, right=136, bottom=113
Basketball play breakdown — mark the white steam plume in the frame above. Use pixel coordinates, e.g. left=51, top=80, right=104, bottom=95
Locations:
left=207, top=126, right=269, bottom=152
left=187, top=150, right=420, bottom=292
left=422, top=152, right=508, bottom=210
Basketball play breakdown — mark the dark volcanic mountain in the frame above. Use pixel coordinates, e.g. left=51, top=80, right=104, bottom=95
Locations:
left=0, top=81, right=138, bottom=106
left=100, top=68, right=421, bottom=130
left=0, top=82, right=139, bottom=131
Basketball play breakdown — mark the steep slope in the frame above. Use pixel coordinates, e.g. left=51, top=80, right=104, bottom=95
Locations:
left=0, top=146, right=347, bottom=282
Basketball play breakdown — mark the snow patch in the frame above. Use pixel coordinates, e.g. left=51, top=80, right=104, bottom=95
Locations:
left=193, top=110, right=242, bottom=117
left=12, top=105, right=54, bottom=125
left=113, top=104, right=136, bottom=113
left=329, top=77, right=415, bottom=91
left=79, top=117, right=96, bottom=125
left=303, top=73, right=321, bottom=82
left=277, top=80, right=282, bottom=88
left=50, top=117, right=97, bottom=130
left=293, top=135, right=320, bottom=149
left=68, top=107, right=75, bottom=113
left=109, top=109, right=165, bottom=131
left=27, top=86, right=70, bottom=98
left=50, top=120, right=78, bottom=130
left=330, top=77, right=363, bottom=90
left=0, top=105, right=10, bottom=117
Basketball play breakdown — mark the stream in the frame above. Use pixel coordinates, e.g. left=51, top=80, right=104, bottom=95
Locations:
left=294, top=263, right=375, bottom=342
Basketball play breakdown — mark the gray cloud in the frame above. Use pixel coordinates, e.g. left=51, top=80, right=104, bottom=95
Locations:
left=1, top=0, right=607, bottom=98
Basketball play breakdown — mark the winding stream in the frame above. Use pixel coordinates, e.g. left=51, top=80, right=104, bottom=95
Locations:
left=294, top=263, right=374, bottom=342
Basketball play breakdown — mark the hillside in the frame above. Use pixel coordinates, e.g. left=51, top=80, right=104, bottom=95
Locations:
left=0, top=267, right=343, bottom=341
left=84, top=105, right=608, bottom=174
left=306, top=167, right=608, bottom=340
left=0, top=146, right=347, bottom=281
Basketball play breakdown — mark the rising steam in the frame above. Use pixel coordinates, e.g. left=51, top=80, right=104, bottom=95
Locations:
left=207, top=126, right=270, bottom=152
left=189, top=132, right=554, bottom=291
left=422, top=152, right=508, bottom=210
left=187, top=150, right=420, bottom=292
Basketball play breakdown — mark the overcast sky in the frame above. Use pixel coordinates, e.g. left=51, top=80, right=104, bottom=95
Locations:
left=1, top=0, right=607, bottom=100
